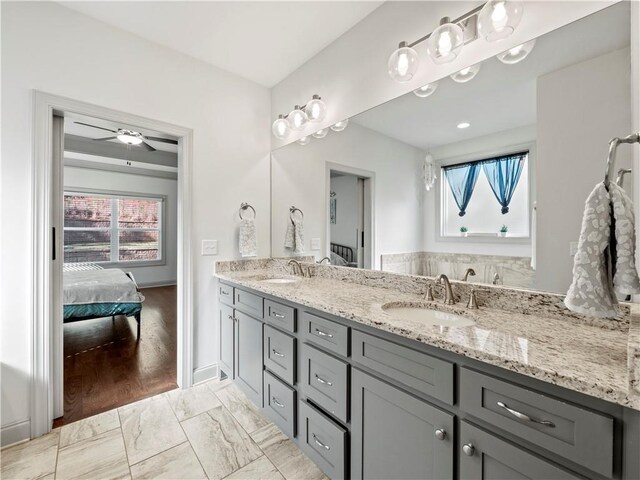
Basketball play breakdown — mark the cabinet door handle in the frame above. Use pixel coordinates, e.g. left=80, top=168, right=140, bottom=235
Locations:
left=434, top=429, right=446, bottom=440
left=272, top=312, right=285, bottom=319
left=314, top=374, right=332, bottom=386
left=496, top=401, right=556, bottom=428
left=462, top=443, right=475, bottom=456
left=228, top=315, right=238, bottom=322
left=314, top=328, right=333, bottom=338
left=312, top=434, right=330, bottom=451
left=272, top=349, right=285, bottom=358
left=272, top=397, right=285, bottom=408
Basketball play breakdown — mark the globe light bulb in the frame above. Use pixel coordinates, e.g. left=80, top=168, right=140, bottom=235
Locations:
left=450, top=63, right=481, bottom=83
left=312, top=128, right=328, bottom=139
left=427, top=18, right=464, bottom=64
left=271, top=115, right=290, bottom=139
left=297, top=136, right=311, bottom=146
left=305, top=95, right=327, bottom=122
left=388, top=42, right=419, bottom=82
left=478, top=0, right=524, bottom=42
left=330, top=119, right=349, bottom=132
left=116, top=131, right=144, bottom=145
left=413, top=81, right=439, bottom=98
left=497, top=39, right=536, bottom=64
left=288, top=105, right=308, bottom=131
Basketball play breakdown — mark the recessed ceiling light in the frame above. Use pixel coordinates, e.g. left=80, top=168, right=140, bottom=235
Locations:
left=457, top=122, right=471, bottom=129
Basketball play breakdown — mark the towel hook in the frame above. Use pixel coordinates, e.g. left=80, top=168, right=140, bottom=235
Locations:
left=289, top=206, right=304, bottom=222
left=604, top=132, right=640, bottom=186
left=239, top=202, right=256, bottom=220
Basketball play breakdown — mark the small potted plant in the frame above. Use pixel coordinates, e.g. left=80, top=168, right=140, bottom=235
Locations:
left=460, top=226, right=468, bottom=237
left=499, top=225, right=508, bottom=237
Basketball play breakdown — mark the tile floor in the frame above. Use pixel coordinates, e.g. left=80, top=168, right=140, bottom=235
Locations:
left=1, top=379, right=328, bottom=480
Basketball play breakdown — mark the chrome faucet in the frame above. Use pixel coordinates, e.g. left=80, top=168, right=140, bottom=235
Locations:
left=462, top=268, right=476, bottom=282
left=317, top=257, right=331, bottom=265
left=436, top=274, right=456, bottom=305
left=288, top=259, right=304, bottom=276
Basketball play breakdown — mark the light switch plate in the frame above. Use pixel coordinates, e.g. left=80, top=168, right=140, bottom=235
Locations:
left=311, top=238, right=321, bottom=250
left=569, top=241, right=578, bottom=256
left=202, top=239, right=218, bottom=256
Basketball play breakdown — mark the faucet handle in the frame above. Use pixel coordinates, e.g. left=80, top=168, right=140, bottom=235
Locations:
left=466, top=289, right=479, bottom=309
left=424, top=283, right=434, bottom=301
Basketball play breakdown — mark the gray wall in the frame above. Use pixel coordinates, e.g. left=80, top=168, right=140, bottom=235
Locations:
left=330, top=175, right=359, bottom=252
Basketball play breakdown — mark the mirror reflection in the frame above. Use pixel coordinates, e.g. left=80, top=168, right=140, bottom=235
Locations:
left=271, top=3, right=631, bottom=294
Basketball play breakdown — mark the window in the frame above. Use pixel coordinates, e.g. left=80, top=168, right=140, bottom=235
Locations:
left=440, top=151, right=529, bottom=238
left=64, top=192, right=163, bottom=264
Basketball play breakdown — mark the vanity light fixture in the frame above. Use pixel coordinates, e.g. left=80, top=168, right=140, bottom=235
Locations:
left=457, top=122, right=471, bottom=129
left=272, top=115, right=290, bottom=140
left=478, top=0, right=524, bottom=42
left=305, top=95, right=327, bottom=122
left=497, top=39, right=535, bottom=64
left=427, top=17, right=465, bottom=64
left=330, top=119, right=349, bottom=132
left=271, top=94, right=329, bottom=138
left=297, top=136, right=311, bottom=146
left=288, top=105, right=308, bottom=131
left=413, top=81, right=439, bottom=98
left=450, top=64, right=481, bottom=83
left=312, top=128, right=329, bottom=139
left=387, top=41, right=420, bottom=83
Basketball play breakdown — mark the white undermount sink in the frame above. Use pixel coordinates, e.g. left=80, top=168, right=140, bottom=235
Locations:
left=259, top=277, right=299, bottom=285
left=382, top=303, right=476, bottom=327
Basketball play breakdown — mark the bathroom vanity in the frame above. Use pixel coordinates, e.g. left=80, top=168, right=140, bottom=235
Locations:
left=216, top=262, right=640, bottom=480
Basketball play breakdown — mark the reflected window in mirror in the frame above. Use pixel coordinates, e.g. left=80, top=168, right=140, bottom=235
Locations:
left=440, top=150, right=530, bottom=238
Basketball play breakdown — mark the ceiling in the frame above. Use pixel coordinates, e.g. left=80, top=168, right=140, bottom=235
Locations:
left=58, top=1, right=383, bottom=87
left=352, top=2, right=630, bottom=150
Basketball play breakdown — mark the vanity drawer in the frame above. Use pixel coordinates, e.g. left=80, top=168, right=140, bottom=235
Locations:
left=460, top=367, right=614, bottom=477
left=299, top=399, right=347, bottom=480
left=263, top=325, right=296, bottom=385
left=264, top=370, right=296, bottom=438
left=264, top=299, right=296, bottom=333
left=218, top=283, right=234, bottom=306
left=234, top=288, right=263, bottom=319
left=301, top=311, right=349, bottom=357
left=300, top=343, right=349, bottom=423
left=351, top=330, right=454, bottom=405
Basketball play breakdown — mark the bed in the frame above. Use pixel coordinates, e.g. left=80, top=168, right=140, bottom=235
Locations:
left=330, top=243, right=358, bottom=267
left=63, top=264, right=144, bottom=339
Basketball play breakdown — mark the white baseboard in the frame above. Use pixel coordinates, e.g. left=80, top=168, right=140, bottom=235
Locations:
left=193, top=363, right=219, bottom=385
left=1, top=419, right=31, bottom=448
left=139, top=280, right=177, bottom=289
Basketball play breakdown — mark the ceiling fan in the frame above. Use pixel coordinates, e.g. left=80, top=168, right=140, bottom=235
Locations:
left=74, top=121, right=178, bottom=152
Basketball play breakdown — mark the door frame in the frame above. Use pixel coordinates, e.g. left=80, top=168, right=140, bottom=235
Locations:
left=325, top=162, right=375, bottom=269
left=31, top=91, right=194, bottom=438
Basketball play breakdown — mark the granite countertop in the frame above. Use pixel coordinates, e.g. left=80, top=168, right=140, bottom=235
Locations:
left=216, top=268, right=640, bottom=411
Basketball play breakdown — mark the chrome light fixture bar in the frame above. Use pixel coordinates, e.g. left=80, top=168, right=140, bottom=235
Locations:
left=271, top=94, right=327, bottom=138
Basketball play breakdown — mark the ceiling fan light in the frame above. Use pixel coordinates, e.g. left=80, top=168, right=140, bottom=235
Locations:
left=272, top=115, right=290, bottom=139
left=388, top=41, right=419, bottom=82
left=497, top=39, right=535, bottom=64
left=305, top=95, right=327, bottom=122
left=288, top=105, right=308, bottom=131
left=450, top=63, right=481, bottom=83
left=116, top=131, right=143, bottom=145
left=413, top=81, right=439, bottom=98
left=330, top=119, right=349, bottom=132
left=427, top=18, right=464, bottom=64
left=478, top=0, right=524, bottom=42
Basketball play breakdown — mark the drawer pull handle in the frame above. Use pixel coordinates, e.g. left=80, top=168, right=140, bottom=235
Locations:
left=315, top=374, right=333, bottom=386
left=462, top=443, right=475, bottom=456
left=496, top=401, right=556, bottom=428
left=313, top=434, right=331, bottom=451
left=272, top=397, right=285, bottom=408
left=434, top=429, right=446, bottom=440
left=315, top=328, right=333, bottom=338
left=272, top=349, right=285, bottom=358
left=220, top=290, right=230, bottom=296
left=272, top=312, right=285, bottom=319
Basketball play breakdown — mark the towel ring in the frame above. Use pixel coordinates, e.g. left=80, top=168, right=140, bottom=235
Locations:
left=604, top=132, right=640, bottom=186
left=289, top=206, right=304, bottom=222
left=239, top=202, right=256, bottom=220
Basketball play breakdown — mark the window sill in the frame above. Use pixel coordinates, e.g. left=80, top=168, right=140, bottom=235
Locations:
left=437, top=235, right=531, bottom=245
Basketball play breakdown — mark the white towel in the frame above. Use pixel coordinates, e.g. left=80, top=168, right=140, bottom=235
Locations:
left=564, top=183, right=640, bottom=318
left=284, top=218, right=304, bottom=254
left=239, top=218, right=257, bottom=257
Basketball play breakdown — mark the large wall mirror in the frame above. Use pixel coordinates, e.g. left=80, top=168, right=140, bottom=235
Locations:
left=271, top=3, right=632, bottom=294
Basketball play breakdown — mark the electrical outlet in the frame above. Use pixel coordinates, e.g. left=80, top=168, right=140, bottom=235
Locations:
left=311, top=238, right=321, bottom=250
left=202, top=239, right=218, bottom=256
left=569, top=241, right=578, bottom=256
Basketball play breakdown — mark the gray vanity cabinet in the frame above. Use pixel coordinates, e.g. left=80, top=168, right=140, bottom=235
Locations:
left=459, top=422, right=581, bottom=480
left=219, top=302, right=235, bottom=379
left=234, top=309, right=264, bottom=407
left=351, top=368, right=455, bottom=480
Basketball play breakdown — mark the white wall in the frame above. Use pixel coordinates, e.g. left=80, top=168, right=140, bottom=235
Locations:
left=63, top=166, right=178, bottom=287
left=271, top=122, right=424, bottom=267
left=1, top=1, right=270, bottom=441
left=330, top=175, right=358, bottom=251
left=271, top=1, right=615, bottom=149
left=536, top=47, right=631, bottom=293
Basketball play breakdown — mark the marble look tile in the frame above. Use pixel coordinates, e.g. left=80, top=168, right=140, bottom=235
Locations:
left=0, top=430, right=59, bottom=480
left=214, top=383, right=270, bottom=434
left=165, top=383, right=222, bottom=421
left=56, top=428, right=130, bottom=480
left=181, top=406, right=261, bottom=480
left=59, top=408, right=120, bottom=448
left=204, top=377, right=233, bottom=393
left=119, top=394, right=187, bottom=465
left=224, top=455, right=284, bottom=480
left=129, top=442, right=206, bottom=480
left=251, top=424, right=325, bottom=480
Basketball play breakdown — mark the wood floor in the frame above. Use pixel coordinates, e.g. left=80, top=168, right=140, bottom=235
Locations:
left=53, top=285, right=177, bottom=427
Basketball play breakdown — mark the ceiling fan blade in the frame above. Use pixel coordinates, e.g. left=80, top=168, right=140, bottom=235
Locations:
left=144, top=135, right=178, bottom=145
left=93, top=136, right=117, bottom=141
left=74, top=121, right=117, bottom=133
left=139, top=141, right=156, bottom=152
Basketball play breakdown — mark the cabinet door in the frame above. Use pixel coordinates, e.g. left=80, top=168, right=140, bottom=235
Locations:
left=219, top=303, right=235, bottom=379
left=351, top=369, right=454, bottom=480
left=459, top=422, right=581, bottom=480
left=235, top=309, right=264, bottom=407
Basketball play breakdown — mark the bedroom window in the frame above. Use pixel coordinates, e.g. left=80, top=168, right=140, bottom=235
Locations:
left=64, top=192, right=163, bottom=265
